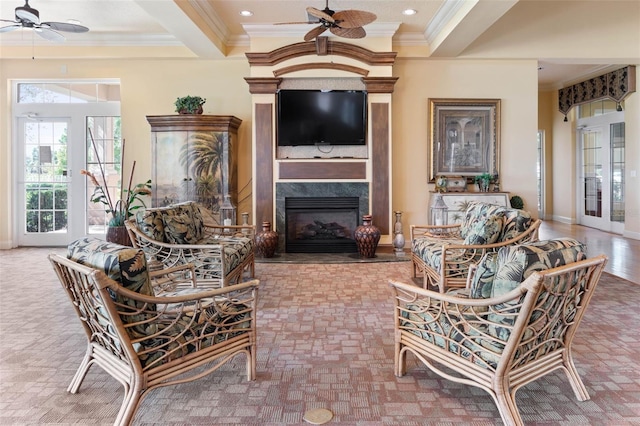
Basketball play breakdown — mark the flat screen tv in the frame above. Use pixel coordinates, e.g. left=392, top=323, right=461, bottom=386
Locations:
left=277, top=89, right=367, bottom=146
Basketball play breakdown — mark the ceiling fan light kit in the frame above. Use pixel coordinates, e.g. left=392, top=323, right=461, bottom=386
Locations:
left=0, top=0, right=89, bottom=41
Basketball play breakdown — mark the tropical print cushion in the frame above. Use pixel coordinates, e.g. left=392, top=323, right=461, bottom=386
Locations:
left=67, top=237, right=155, bottom=337
left=499, top=208, right=533, bottom=241
left=183, top=237, right=255, bottom=278
left=171, top=201, right=205, bottom=241
left=469, top=252, right=500, bottom=299
left=67, top=237, right=153, bottom=299
left=463, top=214, right=503, bottom=245
left=489, top=238, right=587, bottom=298
left=401, top=301, right=501, bottom=369
left=460, top=202, right=506, bottom=239
left=135, top=209, right=165, bottom=242
left=163, top=211, right=199, bottom=244
left=486, top=238, right=587, bottom=342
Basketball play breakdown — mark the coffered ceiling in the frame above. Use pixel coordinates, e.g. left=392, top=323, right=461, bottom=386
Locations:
left=1, top=0, right=638, bottom=90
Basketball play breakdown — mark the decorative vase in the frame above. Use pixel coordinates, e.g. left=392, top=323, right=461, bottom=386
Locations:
left=392, top=211, right=405, bottom=255
left=478, top=181, right=490, bottom=192
left=255, top=221, right=278, bottom=258
left=106, top=226, right=132, bottom=247
left=354, top=214, right=381, bottom=258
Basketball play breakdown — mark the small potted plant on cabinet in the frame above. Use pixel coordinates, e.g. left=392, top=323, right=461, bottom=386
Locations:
left=174, top=95, right=206, bottom=114
left=474, top=173, right=493, bottom=192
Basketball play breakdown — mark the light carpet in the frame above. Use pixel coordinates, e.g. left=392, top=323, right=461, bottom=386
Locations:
left=0, top=247, right=639, bottom=425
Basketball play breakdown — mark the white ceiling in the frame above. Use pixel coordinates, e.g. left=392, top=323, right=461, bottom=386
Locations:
left=0, top=0, right=636, bottom=90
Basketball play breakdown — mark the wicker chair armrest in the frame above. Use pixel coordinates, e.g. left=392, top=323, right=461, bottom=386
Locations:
left=203, top=224, right=256, bottom=239
left=389, top=278, right=530, bottom=308
left=149, top=263, right=198, bottom=293
left=105, top=276, right=259, bottom=305
left=410, top=224, right=462, bottom=240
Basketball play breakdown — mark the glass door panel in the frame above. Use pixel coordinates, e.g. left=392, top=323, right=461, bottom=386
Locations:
left=18, top=118, right=70, bottom=245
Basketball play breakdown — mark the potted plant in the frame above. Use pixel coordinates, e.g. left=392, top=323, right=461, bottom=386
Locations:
left=81, top=132, right=152, bottom=246
left=510, top=195, right=525, bottom=209
left=474, top=173, right=493, bottom=192
left=174, top=95, right=206, bottom=114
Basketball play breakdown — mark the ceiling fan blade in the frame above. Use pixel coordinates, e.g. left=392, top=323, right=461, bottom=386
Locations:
left=304, top=25, right=327, bottom=42
left=330, top=26, right=366, bottom=39
left=42, top=21, right=89, bottom=33
left=0, top=24, right=21, bottom=32
left=35, top=27, right=65, bottom=42
left=274, top=21, right=317, bottom=25
left=332, top=10, right=376, bottom=28
left=306, top=6, right=334, bottom=23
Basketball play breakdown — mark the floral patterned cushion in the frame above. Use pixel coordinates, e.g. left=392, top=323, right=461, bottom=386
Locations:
left=463, top=214, right=503, bottom=245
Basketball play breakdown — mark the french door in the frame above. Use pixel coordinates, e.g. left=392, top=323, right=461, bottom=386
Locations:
left=577, top=111, right=624, bottom=234
left=14, top=99, right=120, bottom=246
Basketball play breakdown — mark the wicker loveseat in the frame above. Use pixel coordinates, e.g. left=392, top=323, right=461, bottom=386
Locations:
left=125, top=201, right=255, bottom=287
left=411, top=201, right=541, bottom=292
left=390, top=238, right=607, bottom=426
left=49, top=238, right=259, bottom=426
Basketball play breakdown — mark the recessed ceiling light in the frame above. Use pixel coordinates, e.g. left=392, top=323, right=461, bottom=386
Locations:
left=402, top=9, right=417, bottom=16
left=239, top=10, right=253, bottom=17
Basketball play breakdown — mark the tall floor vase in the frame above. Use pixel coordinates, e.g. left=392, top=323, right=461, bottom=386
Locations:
left=354, top=215, right=380, bottom=258
left=255, top=221, right=278, bottom=258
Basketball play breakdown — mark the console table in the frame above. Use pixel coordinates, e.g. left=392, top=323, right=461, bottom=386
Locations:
left=429, top=192, right=510, bottom=224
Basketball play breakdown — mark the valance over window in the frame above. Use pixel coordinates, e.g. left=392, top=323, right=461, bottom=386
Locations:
left=559, top=65, right=636, bottom=121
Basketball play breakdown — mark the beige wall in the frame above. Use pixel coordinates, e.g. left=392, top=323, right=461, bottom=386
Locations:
left=392, top=58, right=539, bottom=228
left=1, top=57, right=638, bottom=247
left=0, top=58, right=254, bottom=248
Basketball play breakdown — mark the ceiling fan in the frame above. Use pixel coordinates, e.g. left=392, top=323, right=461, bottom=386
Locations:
left=277, top=0, right=376, bottom=42
left=0, top=0, right=89, bottom=42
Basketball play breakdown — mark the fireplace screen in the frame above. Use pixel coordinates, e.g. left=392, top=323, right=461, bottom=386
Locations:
left=285, top=197, right=359, bottom=253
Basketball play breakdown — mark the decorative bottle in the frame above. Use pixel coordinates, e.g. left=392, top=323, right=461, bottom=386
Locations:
left=392, top=211, right=405, bottom=256
left=241, top=212, right=250, bottom=236
left=354, top=214, right=381, bottom=258
left=255, top=221, right=278, bottom=258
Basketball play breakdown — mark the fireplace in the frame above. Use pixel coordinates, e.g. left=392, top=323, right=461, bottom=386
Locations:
left=285, top=197, right=359, bottom=253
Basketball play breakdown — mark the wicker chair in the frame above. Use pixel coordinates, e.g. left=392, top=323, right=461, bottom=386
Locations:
left=411, top=201, right=541, bottom=292
left=390, top=238, right=607, bottom=426
left=125, top=201, right=256, bottom=287
left=49, top=238, right=259, bottom=426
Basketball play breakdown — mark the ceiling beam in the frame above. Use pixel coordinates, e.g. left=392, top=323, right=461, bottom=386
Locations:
left=426, top=0, right=519, bottom=57
left=134, top=0, right=226, bottom=58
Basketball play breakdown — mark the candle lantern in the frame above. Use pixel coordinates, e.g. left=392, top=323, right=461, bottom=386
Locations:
left=220, top=194, right=236, bottom=227
left=430, top=193, right=449, bottom=234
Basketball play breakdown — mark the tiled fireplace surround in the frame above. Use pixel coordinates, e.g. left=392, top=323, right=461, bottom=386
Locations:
left=245, top=38, right=398, bottom=253
left=276, top=182, right=369, bottom=253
